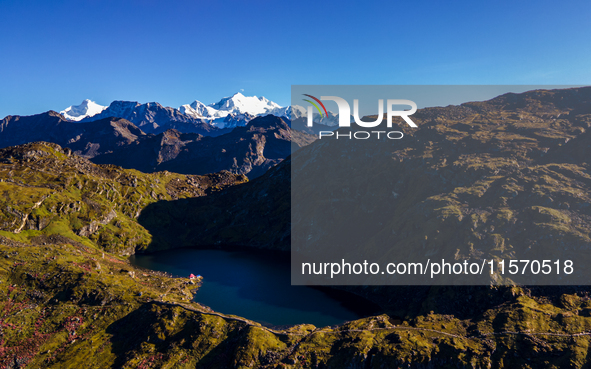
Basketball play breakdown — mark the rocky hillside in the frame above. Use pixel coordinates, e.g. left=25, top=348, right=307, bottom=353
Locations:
left=0, top=142, right=246, bottom=255
left=289, top=87, right=591, bottom=286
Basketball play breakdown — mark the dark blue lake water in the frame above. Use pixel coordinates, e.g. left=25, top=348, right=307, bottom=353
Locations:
left=129, top=248, right=379, bottom=327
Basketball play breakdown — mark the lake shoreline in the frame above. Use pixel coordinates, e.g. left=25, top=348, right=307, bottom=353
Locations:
left=129, top=246, right=384, bottom=327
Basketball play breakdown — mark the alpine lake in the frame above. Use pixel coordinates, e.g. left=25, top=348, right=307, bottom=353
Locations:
left=130, top=247, right=381, bottom=328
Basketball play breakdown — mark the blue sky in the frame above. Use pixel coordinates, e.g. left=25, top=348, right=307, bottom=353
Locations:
left=1, top=0, right=590, bottom=118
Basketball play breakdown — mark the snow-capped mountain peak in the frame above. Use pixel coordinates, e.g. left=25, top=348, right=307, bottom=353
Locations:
left=180, top=93, right=286, bottom=129
left=179, top=100, right=211, bottom=119
left=189, top=100, right=208, bottom=111
left=60, top=99, right=107, bottom=121
left=61, top=93, right=291, bottom=130
left=209, top=93, right=281, bottom=115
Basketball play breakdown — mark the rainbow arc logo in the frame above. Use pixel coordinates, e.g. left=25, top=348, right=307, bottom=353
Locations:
left=302, top=94, right=328, bottom=118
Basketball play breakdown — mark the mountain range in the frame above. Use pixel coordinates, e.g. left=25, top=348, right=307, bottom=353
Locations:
left=59, top=93, right=341, bottom=133
left=0, top=111, right=314, bottom=179
left=74, top=100, right=226, bottom=136
left=59, top=93, right=291, bottom=132
left=1, top=93, right=328, bottom=179
left=91, top=115, right=315, bottom=178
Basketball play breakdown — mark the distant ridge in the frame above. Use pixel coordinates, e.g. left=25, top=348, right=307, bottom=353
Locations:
left=56, top=93, right=341, bottom=131
left=58, top=93, right=290, bottom=132
left=0, top=112, right=316, bottom=179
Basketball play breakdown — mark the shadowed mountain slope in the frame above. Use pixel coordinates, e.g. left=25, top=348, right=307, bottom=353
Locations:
left=93, top=115, right=316, bottom=179
left=0, top=113, right=316, bottom=179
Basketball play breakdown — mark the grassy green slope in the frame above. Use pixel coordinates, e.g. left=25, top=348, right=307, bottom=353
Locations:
left=3, top=240, right=591, bottom=368
left=0, top=142, right=247, bottom=255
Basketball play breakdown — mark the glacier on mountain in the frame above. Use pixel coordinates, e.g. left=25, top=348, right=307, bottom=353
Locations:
left=60, top=99, right=107, bottom=121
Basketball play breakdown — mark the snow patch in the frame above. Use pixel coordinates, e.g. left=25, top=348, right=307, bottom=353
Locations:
left=60, top=99, right=107, bottom=121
